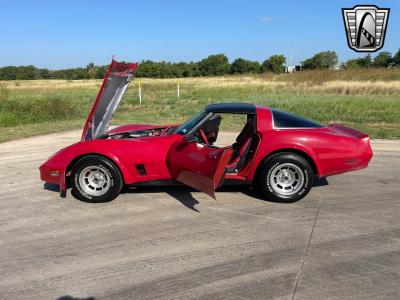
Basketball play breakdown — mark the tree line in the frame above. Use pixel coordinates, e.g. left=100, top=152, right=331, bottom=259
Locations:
left=0, top=50, right=399, bottom=80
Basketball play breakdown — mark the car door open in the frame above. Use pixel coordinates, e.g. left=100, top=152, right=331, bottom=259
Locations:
left=167, top=137, right=233, bottom=198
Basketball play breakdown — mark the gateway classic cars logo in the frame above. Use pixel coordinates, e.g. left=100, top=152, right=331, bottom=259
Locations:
left=342, top=5, right=390, bottom=52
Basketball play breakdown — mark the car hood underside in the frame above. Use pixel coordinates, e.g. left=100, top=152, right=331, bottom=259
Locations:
left=81, top=60, right=139, bottom=141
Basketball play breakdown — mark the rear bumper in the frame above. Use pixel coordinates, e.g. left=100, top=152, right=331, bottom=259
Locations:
left=352, top=137, right=373, bottom=170
left=323, top=136, right=373, bottom=177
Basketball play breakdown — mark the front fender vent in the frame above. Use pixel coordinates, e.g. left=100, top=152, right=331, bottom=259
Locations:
left=135, top=164, right=147, bottom=176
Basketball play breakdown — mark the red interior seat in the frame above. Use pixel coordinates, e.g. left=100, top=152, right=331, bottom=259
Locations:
left=226, top=119, right=255, bottom=171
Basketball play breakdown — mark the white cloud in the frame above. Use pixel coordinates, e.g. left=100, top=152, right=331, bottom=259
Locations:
left=260, top=16, right=273, bottom=23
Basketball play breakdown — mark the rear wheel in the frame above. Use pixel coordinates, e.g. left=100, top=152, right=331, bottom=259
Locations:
left=257, top=153, right=314, bottom=203
left=71, top=155, right=123, bottom=202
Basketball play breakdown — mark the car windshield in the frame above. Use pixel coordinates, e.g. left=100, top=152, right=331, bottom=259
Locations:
left=174, top=110, right=207, bottom=135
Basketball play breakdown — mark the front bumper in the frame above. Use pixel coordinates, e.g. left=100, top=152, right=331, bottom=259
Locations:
left=39, top=163, right=67, bottom=196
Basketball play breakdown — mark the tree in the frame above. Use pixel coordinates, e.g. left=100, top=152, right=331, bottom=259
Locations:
left=302, top=51, right=338, bottom=69
left=261, top=55, right=286, bottom=73
left=183, top=62, right=201, bottom=77
left=374, top=51, right=392, bottom=67
left=345, top=59, right=361, bottom=69
left=15, top=66, right=38, bottom=80
left=393, top=49, right=400, bottom=66
left=0, top=66, right=18, bottom=80
left=345, top=54, right=372, bottom=68
left=198, top=54, right=230, bottom=76
left=358, top=54, right=373, bottom=67
left=71, top=68, right=87, bottom=80
left=39, top=68, right=50, bottom=79
left=230, top=58, right=260, bottom=74
left=87, top=67, right=98, bottom=79
left=5, top=50, right=400, bottom=80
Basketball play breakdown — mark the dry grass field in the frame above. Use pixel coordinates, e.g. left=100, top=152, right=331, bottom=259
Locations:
left=1, top=69, right=400, bottom=142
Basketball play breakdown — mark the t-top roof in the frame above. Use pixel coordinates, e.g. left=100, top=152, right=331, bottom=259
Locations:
left=205, top=103, right=256, bottom=114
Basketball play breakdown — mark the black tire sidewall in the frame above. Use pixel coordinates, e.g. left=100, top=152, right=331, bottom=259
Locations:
left=259, top=153, right=314, bottom=203
left=71, top=156, right=123, bottom=203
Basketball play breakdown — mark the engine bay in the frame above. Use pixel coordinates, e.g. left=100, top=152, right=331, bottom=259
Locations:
left=107, top=126, right=177, bottom=139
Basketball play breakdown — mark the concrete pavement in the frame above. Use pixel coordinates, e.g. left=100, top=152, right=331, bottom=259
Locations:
left=0, top=131, right=399, bottom=299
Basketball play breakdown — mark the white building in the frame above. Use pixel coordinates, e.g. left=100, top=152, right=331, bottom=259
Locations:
left=285, top=65, right=302, bottom=73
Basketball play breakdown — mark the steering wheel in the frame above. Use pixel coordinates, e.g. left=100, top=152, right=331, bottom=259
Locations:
left=198, top=128, right=209, bottom=145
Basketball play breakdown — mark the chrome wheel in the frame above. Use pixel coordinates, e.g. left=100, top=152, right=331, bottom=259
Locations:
left=269, top=163, right=304, bottom=196
left=78, top=166, right=110, bottom=196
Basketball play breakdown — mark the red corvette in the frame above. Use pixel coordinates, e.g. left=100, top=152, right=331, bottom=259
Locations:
left=40, top=60, right=373, bottom=203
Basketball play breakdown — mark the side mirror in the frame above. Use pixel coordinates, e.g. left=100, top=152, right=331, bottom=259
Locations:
left=184, top=134, right=195, bottom=142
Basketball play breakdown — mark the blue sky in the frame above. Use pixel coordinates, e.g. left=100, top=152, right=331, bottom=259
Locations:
left=1, top=0, right=398, bottom=69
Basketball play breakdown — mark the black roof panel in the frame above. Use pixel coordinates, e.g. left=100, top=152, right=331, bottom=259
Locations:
left=205, top=103, right=256, bottom=114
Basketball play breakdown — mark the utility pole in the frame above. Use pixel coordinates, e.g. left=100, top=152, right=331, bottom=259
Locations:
left=290, top=46, right=294, bottom=68
left=138, top=80, right=142, bottom=104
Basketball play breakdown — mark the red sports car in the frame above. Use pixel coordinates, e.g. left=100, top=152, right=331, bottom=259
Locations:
left=40, top=60, right=373, bottom=203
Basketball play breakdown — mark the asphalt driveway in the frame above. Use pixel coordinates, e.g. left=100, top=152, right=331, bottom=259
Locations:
left=0, top=131, right=399, bottom=299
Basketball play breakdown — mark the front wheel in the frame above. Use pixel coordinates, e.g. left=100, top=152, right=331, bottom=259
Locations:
left=257, top=153, right=314, bottom=203
left=71, top=155, right=123, bottom=202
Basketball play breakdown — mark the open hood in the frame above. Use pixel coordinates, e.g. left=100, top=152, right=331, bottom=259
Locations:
left=81, top=59, right=138, bottom=141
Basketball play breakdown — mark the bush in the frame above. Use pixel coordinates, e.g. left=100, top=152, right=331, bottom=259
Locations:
left=393, top=49, right=400, bottom=66
left=0, top=51, right=399, bottom=80
left=374, top=51, right=392, bottom=67
left=0, top=94, right=87, bottom=127
left=261, top=55, right=286, bottom=73
left=345, top=54, right=373, bottom=69
left=231, top=58, right=260, bottom=74
left=302, top=51, right=338, bottom=69
left=0, top=83, right=10, bottom=102
left=199, top=54, right=230, bottom=76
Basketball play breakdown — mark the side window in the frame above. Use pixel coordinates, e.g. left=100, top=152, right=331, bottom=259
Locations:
left=212, top=114, right=248, bottom=147
left=201, top=114, right=222, bottom=144
left=272, top=109, right=325, bottom=128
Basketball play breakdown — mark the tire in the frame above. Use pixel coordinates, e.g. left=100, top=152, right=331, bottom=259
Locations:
left=257, top=153, right=314, bottom=203
left=71, top=155, right=123, bottom=203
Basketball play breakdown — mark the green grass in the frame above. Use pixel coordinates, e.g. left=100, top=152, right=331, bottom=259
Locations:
left=1, top=72, right=400, bottom=143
